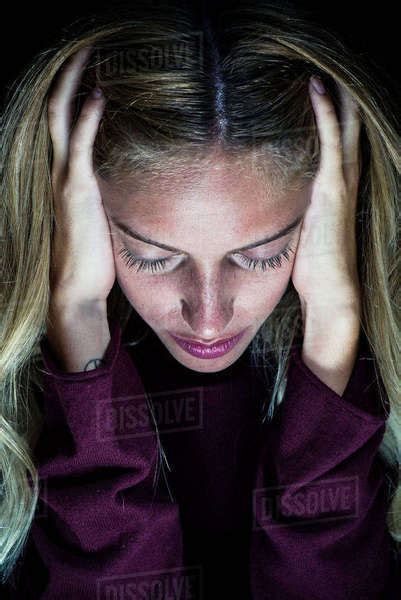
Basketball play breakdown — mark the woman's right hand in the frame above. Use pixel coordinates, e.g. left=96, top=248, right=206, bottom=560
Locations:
left=47, top=45, right=115, bottom=308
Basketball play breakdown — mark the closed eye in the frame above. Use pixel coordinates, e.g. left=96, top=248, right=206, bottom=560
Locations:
left=118, top=248, right=181, bottom=273
left=231, top=243, right=295, bottom=271
left=118, top=242, right=295, bottom=274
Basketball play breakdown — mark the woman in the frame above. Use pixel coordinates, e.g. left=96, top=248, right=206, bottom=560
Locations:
left=1, top=0, right=400, bottom=597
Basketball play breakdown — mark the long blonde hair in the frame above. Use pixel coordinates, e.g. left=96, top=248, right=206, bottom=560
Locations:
left=1, top=0, right=400, bottom=583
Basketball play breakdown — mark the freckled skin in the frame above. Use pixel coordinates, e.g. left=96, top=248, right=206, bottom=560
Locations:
left=97, top=156, right=311, bottom=373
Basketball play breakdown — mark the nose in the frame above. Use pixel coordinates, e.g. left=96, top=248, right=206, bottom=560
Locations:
left=179, top=270, right=236, bottom=341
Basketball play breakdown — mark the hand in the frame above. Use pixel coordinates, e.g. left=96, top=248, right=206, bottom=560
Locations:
left=291, top=75, right=362, bottom=321
left=289, top=76, right=363, bottom=395
left=47, top=45, right=116, bottom=307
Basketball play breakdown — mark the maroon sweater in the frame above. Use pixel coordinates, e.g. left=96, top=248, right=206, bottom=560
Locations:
left=6, top=317, right=399, bottom=598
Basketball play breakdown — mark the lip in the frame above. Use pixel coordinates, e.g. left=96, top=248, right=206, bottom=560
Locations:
left=169, top=329, right=247, bottom=359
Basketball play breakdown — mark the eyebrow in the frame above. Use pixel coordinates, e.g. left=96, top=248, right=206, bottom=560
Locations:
left=109, top=212, right=304, bottom=253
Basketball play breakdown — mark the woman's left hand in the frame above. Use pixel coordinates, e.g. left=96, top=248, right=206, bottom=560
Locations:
left=290, top=76, right=363, bottom=395
left=291, top=75, right=362, bottom=317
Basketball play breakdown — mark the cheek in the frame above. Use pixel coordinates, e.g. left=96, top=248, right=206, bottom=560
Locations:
left=244, top=268, right=292, bottom=319
left=115, top=263, right=177, bottom=324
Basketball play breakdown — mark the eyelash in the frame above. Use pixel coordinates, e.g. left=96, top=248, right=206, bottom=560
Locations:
left=118, top=248, right=171, bottom=273
left=233, top=244, right=295, bottom=271
left=118, top=243, right=295, bottom=274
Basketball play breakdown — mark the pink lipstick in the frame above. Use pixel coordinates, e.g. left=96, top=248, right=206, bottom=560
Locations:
left=169, top=329, right=246, bottom=359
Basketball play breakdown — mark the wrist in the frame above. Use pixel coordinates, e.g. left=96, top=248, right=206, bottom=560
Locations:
left=49, top=293, right=108, bottom=317
left=300, top=306, right=361, bottom=397
left=302, top=300, right=360, bottom=351
left=46, top=300, right=110, bottom=373
left=299, top=284, right=361, bottom=318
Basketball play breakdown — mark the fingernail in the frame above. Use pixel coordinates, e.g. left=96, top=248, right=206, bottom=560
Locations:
left=310, top=75, right=325, bottom=95
left=91, top=87, right=103, bottom=99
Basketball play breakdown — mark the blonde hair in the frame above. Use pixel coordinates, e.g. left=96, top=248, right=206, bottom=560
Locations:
left=1, top=0, right=400, bottom=583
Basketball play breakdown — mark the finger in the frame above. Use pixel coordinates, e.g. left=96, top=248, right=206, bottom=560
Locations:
left=309, top=76, right=343, bottom=184
left=336, top=82, right=362, bottom=189
left=68, top=88, right=106, bottom=176
left=47, top=45, right=93, bottom=179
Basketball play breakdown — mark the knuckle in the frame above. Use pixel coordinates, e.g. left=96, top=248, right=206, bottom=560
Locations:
left=346, top=159, right=360, bottom=174
left=58, top=176, right=76, bottom=199
left=79, top=102, right=98, bottom=120
left=51, top=171, right=60, bottom=192
left=62, top=171, right=96, bottom=199
left=62, top=178, right=87, bottom=198
left=333, top=139, right=343, bottom=155
left=47, top=97, right=60, bottom=120
left=68, top=136, right=88, bottom=155
left=324, top=104, right=335, bottom=117
left=327, top=137, right=342, bottom=154
left=79, top=107, right=93, bottom=120
left=336, top=177, right=348, bottom=196
left=347, top=170, right=360, bottom=192
left=322, top=169, right=346, bottom=191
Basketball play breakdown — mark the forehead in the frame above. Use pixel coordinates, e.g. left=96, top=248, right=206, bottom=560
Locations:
left=99, top=156, right=310, bottom=251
